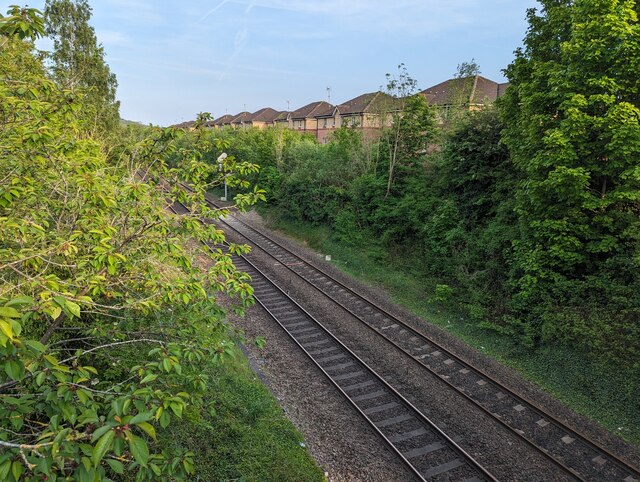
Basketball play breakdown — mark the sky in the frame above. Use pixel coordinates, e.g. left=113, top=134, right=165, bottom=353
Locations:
left=5, top=1, right=540, bottom=126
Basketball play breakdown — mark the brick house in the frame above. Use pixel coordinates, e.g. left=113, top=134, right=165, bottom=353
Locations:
left=246, top=107, right=280, bottom=129
left=208, top=114, right=233, bottom=129
left=335, top=91, right=401, bottom=138
left=290, top=101, right=334, bottom=137
left=420, top=75, right=509, bottom=121
left=314, top=103, right=339, bottom=143
left=273, top=110, right=291, bottom=128
left=231, top=111, right=254, bottom=129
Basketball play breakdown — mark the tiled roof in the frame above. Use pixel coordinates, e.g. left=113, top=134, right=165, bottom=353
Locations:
left=273, top=110, right=291, bottom=122
left=497, top=82, right=510, bottom=97
left=420, top=75, right=509, bottom=106
left=250, top=107, right=280, bottom=123
left=172, top=120, right=196, bottom=128
left=314, top=103, right=337, bottom=118
left=291, top=101, right=332, bottom=120
left=273, top=111, right=290, bottom=122
left=229, top=111, right=252, bottom=124
left=209, top=114, right=233, bottom=126
left=336, top=91, right=400, bottom=115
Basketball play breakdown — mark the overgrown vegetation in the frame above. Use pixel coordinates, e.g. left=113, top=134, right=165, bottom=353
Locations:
left=260, top=208, right=640, bottom=446
left=0, top=5, right=321, bottom=481
left=191, top=0, right=640, bottom=444
left=203, top=0, right=640, bottom=367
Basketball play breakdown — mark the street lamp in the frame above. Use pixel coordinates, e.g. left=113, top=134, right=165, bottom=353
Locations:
left=217, top=152, right=228, bottom=201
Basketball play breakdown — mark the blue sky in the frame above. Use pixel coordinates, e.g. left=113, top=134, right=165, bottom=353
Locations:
left=6, top=1, right=539, bottom=125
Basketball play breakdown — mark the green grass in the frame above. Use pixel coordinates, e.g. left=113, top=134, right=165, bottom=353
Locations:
left=161, top=345, right=324, bottom=482
left=258, top=206, right=640, bottom=448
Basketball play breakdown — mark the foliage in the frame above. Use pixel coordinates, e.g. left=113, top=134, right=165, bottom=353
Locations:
left=44, top=0, right=120, bottom=134
left=0, top=5, right=44, bottom=40
left=0, top=20, right=264, bottom=482
left=501, top=0, right=640, bottom=359
left=162, top=347, right=324, bottom=482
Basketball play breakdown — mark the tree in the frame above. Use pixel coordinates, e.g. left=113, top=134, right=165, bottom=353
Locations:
left=455, top=58, right=481, bottom=79
left=500, top=0, right=640, bottom=360
left=382, top=64, right=436, bottom=197
left=443, top=59, right=482, bottom=125
left=0, top=16, right=264, bottom=481
left=44, top=0, right=120, bottom=134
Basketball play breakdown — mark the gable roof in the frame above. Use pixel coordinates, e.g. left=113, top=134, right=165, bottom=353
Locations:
left=249, top=107, right=280, bottom=123
left=290, top=101, right=333, bottom=120
left=209, top=114, right=233, bottom=126
left=229, top=111, right=252, bottom=124
left=420, top=75, right=508, bottom=106
left=273, top=111, right=290, bottom=122
left=314, top=103, right=337, bottom=118
left=336, top=91, right=400, bottom=115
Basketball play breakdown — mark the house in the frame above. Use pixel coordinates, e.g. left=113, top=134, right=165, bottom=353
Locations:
left=314, top=103, right=339, bottom=143
left=171, top=120, right=196, bottom=129
left=208, top=114, right=233, bottom=129
left=335, top=91, right=400, bottom=137
left=290, top=101, right=334, bottom=136
left=228, top=111, right=252, bottom=129
left=246, top=107, right=280, bottom=129
left=273, top=110, right=291, bottom=128
left=420, top=75, right=509, bottom=121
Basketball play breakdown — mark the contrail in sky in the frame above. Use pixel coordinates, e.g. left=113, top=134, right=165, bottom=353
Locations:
left=202, top=0, right=232, bottom=21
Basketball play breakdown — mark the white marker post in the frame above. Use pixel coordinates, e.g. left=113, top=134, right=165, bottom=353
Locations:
left=217, top=152, right=228, bottom=201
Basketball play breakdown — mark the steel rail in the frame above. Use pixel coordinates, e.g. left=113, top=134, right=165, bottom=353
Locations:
left=167, top=200, right=497, bottom=482
left=193, top=189, right=639, bottom=482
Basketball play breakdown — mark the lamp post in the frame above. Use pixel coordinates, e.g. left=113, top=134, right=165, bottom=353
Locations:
left=217, top=152, right=228, bottom=201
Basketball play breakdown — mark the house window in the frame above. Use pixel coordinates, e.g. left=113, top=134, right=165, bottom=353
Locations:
left=322, top=118, right=327, bottom=128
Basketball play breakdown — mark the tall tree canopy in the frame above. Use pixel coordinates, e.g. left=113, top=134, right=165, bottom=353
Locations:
left=500, top=0, right=640, bottom=360
left=0, top=8, right=264, bottom=480
left=44, top=0, right=119, bottom=133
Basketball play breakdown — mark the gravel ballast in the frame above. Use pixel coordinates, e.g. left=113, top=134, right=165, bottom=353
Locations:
left=222, top=208, right=640, bottom=481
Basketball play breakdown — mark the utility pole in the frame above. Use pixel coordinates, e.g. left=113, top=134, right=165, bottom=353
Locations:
left=326, top=87, right=332, bottom=103
left=286, top=99, right=290, bottom=111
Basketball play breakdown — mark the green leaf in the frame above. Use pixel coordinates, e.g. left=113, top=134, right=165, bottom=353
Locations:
left=136, top=422, right=156, bottom=441
left=159, top=411, right=170, bottom=429
left=35, top=371, right=46, bottom=386
left=25, top=340, right=46, bottom=353
left=11, top=461, right=23, bottom=481
left=0, top=460, right=10, bottom=480
left=0, top=320, right=13, bottom=340
left=91, top=425, right=112, bottom=443
left=140, top=373, right=157, bottom=384
left=106, top=459, right=124, bottom=474
left=0, top=307, right=20, bottom=318
left=128, top=435, right=149, bottom=468
left=5, top=296, right=33, bottom=308
left=129, top=411, right=153, bottom=425
left=65, top=300, right=81, bottom=318
left=5, top=360, right=24, bottom=380
left=92, top=429, right=115, bottom=467
left=50, top=305, right=62, bottom=320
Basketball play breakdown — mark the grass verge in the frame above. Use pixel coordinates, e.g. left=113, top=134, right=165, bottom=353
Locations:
left=161, top=344, right=325, bottom=482
left=258, top=206, right=640, bottom=448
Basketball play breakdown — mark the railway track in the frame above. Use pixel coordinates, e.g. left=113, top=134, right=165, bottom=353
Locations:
left=169, top=199, right=495, bottom=481
left=177, top=185, right=639, bottom=482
